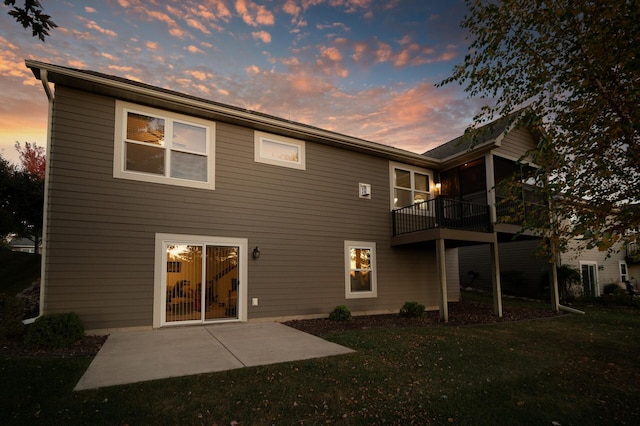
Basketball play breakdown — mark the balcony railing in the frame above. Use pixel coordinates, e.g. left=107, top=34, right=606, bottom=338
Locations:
left=392, top=197, right=491, bottom=236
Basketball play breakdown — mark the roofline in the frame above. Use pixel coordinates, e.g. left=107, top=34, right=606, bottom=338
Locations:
left=26, top=59, right=439, bottom=168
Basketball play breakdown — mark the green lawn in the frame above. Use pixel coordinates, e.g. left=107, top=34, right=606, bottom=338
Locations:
left=2, top=303, right=639, bottom=425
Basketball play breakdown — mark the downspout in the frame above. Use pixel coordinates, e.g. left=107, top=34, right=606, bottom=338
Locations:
left=23, top=68, right=54, bottom=325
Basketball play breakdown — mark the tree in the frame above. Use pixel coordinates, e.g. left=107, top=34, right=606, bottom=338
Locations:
left=4, top=0, right=57, bottom=42
left=15, top=142, right=45, bottom=180
left=0, top=151, right=44, bottom=253
left=440, top=0, right=640, bottom=253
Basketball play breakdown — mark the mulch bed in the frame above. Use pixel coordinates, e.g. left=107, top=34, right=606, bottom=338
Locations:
left=2, top=300, right=563, bottom=358
left=284, top=300, right=564, bottom=337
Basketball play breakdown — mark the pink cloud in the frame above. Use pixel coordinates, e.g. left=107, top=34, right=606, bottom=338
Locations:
left=76, top=16, right=118, bottom=37
left=186, top=45, right=204, bottom=54
left=235, top=0, right=275, bottom=27
left=108, top=65, right=135, bottom=73
left=186, top=18, right=211, bottom=34
left=184, top=69, right=213, bottom=81
left=252, top=30, right=272, bottom=43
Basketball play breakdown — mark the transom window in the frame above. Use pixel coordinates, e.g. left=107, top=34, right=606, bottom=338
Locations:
left=344, top=241, right=377, bottom=299
left=389, top=162, right=432, bottom=209
left=114, top=101, right=215, bottom=189
left=254, top=131, right=306, bottom=170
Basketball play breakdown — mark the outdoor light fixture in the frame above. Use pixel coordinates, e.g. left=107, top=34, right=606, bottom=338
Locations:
left=252, top=246, right=261, bottom=259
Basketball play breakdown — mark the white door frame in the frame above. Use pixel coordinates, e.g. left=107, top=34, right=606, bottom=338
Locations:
left=154, top=233, right=248, bottom=328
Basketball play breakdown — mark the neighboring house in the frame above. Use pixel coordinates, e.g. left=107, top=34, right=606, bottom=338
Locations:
left=9, top=237, right=40, bottom=254
left=561, top=239, right=639, bottom=297
left=27, top=60, right=539, bottom=333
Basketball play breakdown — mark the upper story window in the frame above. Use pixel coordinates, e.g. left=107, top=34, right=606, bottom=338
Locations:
left=254, top=131, right=306, bottom=170
left=114, top=101, right=215, bottom=190
left=389, top=162, right=432, bottom=209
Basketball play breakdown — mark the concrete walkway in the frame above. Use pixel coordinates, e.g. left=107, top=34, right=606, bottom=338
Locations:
left=74, top=322, right=354, bottom=391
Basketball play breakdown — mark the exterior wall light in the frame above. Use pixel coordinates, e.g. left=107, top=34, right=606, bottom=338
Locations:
left=252, top=246, right=261, bottom=259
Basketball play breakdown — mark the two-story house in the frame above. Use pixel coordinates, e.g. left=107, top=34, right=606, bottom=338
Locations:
left=27, top=60, right=542, bottom=333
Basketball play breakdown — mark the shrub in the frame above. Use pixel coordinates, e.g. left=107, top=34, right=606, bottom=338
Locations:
left=0, top=293, right=25, bottom=338
left=399, top=301, right=425, bottom=318
left=603, top=283, right=622, bottom=295
left=329, top=305, right=352, bottom=321
left=25, top=312, right=84, bottom=348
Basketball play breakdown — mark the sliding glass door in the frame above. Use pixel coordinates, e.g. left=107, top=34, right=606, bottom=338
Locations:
left=164, top=243, right=239, bottom=324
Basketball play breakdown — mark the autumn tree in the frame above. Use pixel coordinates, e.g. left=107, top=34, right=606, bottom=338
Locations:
left=440, top=0, right=640, bottom=253
left=15, top=142, right=45, bottom=180
left=4, top=0, right=57, bottom=42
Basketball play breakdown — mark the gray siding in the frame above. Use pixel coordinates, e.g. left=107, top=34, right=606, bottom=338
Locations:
left=493, top=127, right=537, bottom=160
left=44, top=86, right=442, bottom=330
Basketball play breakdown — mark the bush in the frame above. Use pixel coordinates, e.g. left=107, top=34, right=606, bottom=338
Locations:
left=25, top=312, right=84, bottom=348
left=329, top=305, right=352, bottom=321
left=0, top=293, right=25, bottom=338
left=399, top=301, right=425, bottom=318
left=603, top=283, right=622, bottom=295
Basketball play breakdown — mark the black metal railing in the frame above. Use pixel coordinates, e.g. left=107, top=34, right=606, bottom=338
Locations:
left=392, top=197, right=491, bottom=236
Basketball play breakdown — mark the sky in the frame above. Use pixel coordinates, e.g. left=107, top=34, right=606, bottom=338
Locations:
left=0, top=0, right=485, bottom=165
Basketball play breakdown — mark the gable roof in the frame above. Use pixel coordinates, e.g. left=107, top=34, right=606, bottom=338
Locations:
left=26, top=60, right=439, bottom=169
left=424, top=109, right=527, bottom=161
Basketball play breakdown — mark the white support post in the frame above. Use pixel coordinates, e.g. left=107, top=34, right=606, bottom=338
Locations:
left=436, top=238, right=448, bottom=323
left=490, top=236, right=503, bottom=317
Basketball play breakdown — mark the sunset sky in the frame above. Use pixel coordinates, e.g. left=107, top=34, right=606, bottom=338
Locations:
left=0, top=0, right=485, bottom=165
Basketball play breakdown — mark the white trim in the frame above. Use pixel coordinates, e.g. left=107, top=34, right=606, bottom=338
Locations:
left=254, top=131, right=306, bottom=170
left=389, top=161, right=434, bottom=210
left=344, top=240, right=377, bottom=299
left=154, top=234, right=248, bottom=328
left=114, top=100, right=216, bottom=190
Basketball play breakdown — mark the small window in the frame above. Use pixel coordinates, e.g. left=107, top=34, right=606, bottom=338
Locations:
left=344, top=241, right=377, bottom=299
left=114, top=101, right=215, bottom=189
left=254, top=131, right=305, bottom=170
left=389, top=162, right=433, bottom=209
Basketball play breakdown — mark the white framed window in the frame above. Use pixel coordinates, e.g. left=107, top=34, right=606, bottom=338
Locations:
left=254, top=131, right=305, bottom=170
left=344, top=241, right=377, bottom=299
left=389, top=162, right=433, bottom=209
left=114, top=101, right=216, bottom=189
left=620, top=261, right=628, bottom=282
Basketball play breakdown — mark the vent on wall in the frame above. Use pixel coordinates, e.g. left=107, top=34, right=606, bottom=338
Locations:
left=359, top=183, right=372, bottom=199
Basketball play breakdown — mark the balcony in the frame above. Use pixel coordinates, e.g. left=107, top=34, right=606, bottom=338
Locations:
left=392, top=197, right=492, bottom=237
